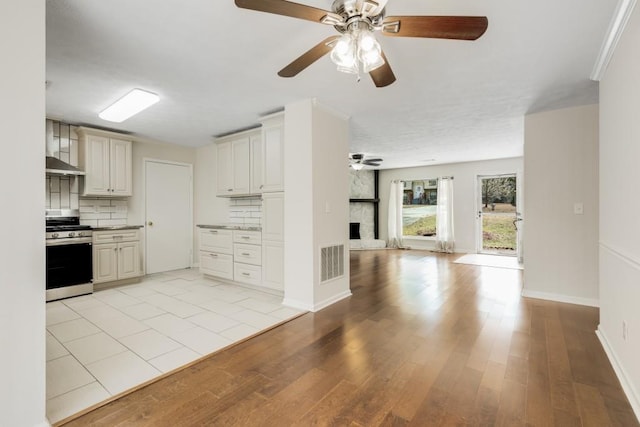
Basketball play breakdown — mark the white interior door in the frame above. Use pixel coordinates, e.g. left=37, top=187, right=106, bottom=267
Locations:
left=145, top=160, right=193, bottom=274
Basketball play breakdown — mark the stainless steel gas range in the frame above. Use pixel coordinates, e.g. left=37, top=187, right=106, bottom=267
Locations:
left=46, top=209, right=93, bottom=302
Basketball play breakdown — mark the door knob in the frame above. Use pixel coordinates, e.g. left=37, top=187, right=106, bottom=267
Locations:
left=147, top=221, right=153, bottom=226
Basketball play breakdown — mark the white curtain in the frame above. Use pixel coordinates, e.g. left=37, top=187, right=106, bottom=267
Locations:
left=387, top=180, right=404, bottom=248
left=435, top=177, right=455, bottom=253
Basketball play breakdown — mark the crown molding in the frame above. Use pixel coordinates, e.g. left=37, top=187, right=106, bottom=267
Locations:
left=591, top=0, right=638, bottom=81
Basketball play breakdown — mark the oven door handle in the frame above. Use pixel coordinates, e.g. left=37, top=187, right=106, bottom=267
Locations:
left=46, top=238, right=92, bottom=247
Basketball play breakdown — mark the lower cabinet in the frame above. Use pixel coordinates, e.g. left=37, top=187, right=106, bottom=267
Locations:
left=199, top=227, right=269, bottom=290
left=262, top=240, right=284, bottom=291
left=93, top=229, right=141, bottom=284
left=199, top=251, right=233, bottom=280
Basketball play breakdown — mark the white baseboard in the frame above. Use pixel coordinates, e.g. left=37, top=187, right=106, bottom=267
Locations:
left=521, top=289, right=599, bottom=307
left=312, top=290, right=352, bottom=312
left=283, top=290, right=352, bottom=313
left=281, top=298, right=314, bottom=312
left=596, top=327, right=640, bottom=422
left=37, top=420, right=52, bottom=427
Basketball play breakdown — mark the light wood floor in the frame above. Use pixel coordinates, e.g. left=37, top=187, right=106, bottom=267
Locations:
left=61, top=250, right=638, bottom=426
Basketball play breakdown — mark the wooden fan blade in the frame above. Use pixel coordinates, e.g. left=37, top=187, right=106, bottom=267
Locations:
left=369, top=51, right=396, bottom=88
left=382, top=16, right=488, bottom=40
left=235, top=0, right=335, bottom=24
left=363, top=162, right=381, bottom=166
left=364, top=158, right=383, bottom=163
left=278, top=36, right=340, bottom=78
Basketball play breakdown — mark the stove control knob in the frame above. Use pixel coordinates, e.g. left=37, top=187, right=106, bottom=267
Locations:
left=69, top=232, right=75, bottom=237
left=52, top=233, right=59, bottom=238
left=77, top=231, right=84, bottom=237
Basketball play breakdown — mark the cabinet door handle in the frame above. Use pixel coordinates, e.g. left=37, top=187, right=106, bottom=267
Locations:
left=241, top=236, right=250, bottom=240
left=259, top=185, right=263, bottom=189
left=209, top=230, right=218, bottom=234
left=241, top=272, right=250, bottom=276
left=227, top=189, right=233, bottom=192
left=209, top=253, right=218, bottom=258
left=241, top=252, right=251, bottom=256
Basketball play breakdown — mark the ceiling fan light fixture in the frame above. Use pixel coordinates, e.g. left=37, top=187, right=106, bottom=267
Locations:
left=351, top=163, right=365, bottom=170
left=330, top=34, right=358, bottom=74
left=331, top=26, right=385, bottom=75
left=357, top=29, right=385, bottom=72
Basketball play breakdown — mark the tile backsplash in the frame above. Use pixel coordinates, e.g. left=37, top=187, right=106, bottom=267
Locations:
left=228, top=197, right=262, bottom=225
left=46, top=119, right=130, bottom=226
left=45, top=121, right=80, bottom=210
left=79, top=198, right=128, bottom=227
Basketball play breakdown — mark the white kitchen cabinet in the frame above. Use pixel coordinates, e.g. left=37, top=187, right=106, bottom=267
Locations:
left=77, top=127, right=133, bottom=197
left=250, top=132, right=263, bottom=194
left=93, top=242, right=118, bottom=283
left=259, top=112, right=284, bottom=193
left=262, top=192, right=284, bottom=241
left=199, top=251, right=233, bottom=280
left=199, top=228, right=234, bottom=279
left=216, top=129, right=261, bottom=197
left=200, top=228, right=233, bottom=254
left=93, top=229, right=141, bottom=284
left=233, top=230, right=262, bottom=286
left=216, top=141, right=233, bottom=196
left=262, top=192, right=284, bottom=291
left=262, top=240, right=284, bottom=291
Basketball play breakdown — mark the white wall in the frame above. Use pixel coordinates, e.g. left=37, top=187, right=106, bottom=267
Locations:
left=598, top=3, right=640, bottom=416
left=311, top=103, right=350, bottom=308
left=283, top=103, right=315, bottom=308
left=284, top=100, right=351, bottom=311
left=379, top=157, right=523, bottom=253
left=0, top=1, right=48, bottom=426
left=523, top=104, right=599, bottom=306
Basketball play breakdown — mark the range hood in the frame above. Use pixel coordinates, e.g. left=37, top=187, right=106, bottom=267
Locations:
left=45, top=120, right=85, bottom=176
left=46, top=156, right=85, bottom=176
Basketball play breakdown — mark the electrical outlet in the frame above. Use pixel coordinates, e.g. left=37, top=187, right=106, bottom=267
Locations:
left=623, top=321, right=628, bottom=341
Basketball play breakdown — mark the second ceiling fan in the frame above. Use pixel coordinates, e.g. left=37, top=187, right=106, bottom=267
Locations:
left=234, top=0, right=488, bottom=87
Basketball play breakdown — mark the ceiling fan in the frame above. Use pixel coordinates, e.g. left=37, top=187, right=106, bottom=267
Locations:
left=234, top=0, right=488, bottom=87
left=350, top=153, right=382, bottom=169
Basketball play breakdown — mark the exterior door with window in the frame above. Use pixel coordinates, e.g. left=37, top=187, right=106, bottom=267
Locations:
left=476, top=174, right=519, bottom=256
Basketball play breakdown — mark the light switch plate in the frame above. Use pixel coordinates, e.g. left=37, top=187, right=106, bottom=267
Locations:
left=574, top=203, right=584, bottom=215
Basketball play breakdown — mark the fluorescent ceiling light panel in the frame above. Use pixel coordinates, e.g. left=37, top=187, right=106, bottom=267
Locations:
left=99, top=88, right=159, bottom=122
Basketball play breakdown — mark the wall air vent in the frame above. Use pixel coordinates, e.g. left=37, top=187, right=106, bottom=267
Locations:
left=320, top=244, right=345, bottom=283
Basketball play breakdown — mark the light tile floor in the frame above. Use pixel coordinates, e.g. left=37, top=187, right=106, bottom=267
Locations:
left=45, top=269, right=305, bottom=424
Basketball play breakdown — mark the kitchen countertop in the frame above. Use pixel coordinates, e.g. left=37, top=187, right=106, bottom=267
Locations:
left=92, top=225, right=144, bottom=231
left=197, top=224, right=262, bottom=231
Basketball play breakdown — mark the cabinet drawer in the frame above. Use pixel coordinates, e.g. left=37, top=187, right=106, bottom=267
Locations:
left=234, top=262, right=262, bottom=286
left=233, top=230, right=261, bottom=245
left=93, top=229, right=139, bottom=244
left=199, top=229, right=233, bottom=254
left=234, top=243, right=261, bottom=266
left=200, top=251, right=233, bottom=280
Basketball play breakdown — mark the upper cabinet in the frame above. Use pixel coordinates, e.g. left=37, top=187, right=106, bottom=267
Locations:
left=216, top=128, right=261, bottom=197
left=77, top=127, right=133, bottom=197
left=259, top=112, right=284, bottom=193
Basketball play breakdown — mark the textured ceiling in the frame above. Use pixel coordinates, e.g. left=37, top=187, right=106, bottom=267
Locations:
left=46, top=0, right=616, bottom=169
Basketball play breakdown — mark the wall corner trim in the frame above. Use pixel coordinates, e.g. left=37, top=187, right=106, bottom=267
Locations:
left=591, top=0, right=637, bottom=81
left=596, top=327, right=640, bottom=422
left=521, top=289, right=599, bottom=307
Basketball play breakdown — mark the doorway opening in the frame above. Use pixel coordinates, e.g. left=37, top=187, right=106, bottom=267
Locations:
left=477, top=174, right=520, bottom=257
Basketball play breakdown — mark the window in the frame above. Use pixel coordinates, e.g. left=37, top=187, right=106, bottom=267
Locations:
left=402, top=179, right=438, bottom=237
